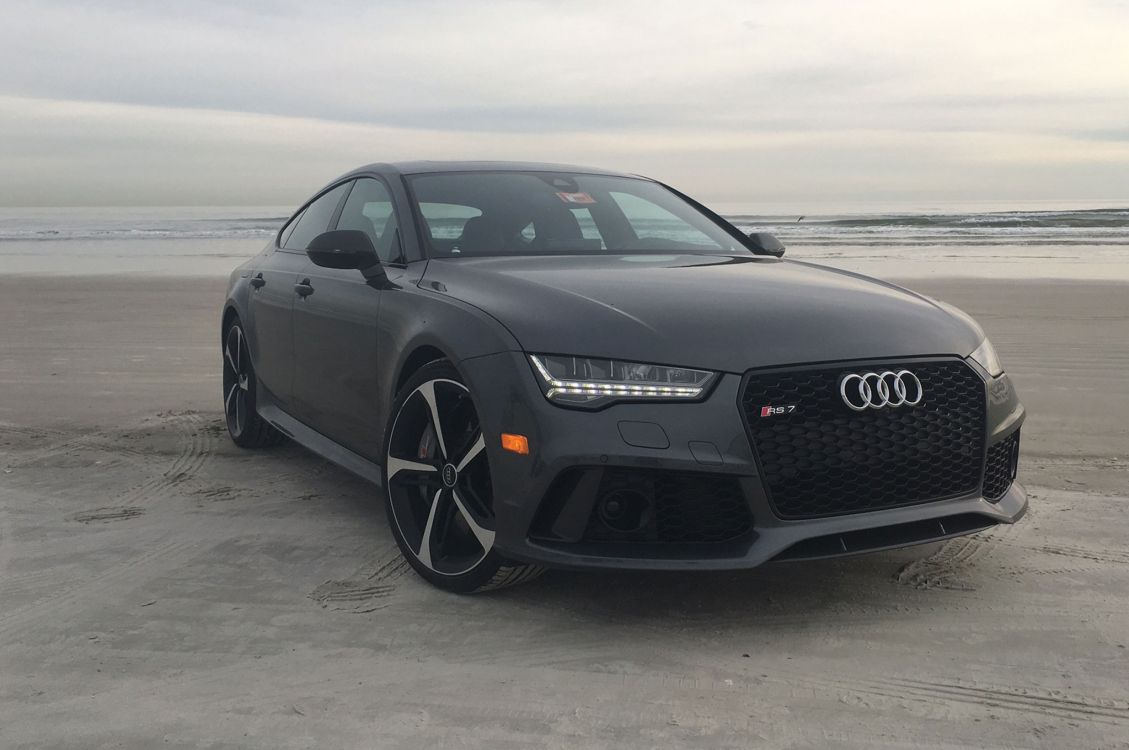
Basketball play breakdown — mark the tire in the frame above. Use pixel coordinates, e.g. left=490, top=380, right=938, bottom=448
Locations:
left=222, top=317, right=285, bottom=449
left=382, top=359, right=544, bottom=593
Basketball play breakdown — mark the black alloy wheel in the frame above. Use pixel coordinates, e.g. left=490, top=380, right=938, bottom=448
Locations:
left=384, top=360, right=543, bottom=592
left=222, top=319, right=283, bottom=448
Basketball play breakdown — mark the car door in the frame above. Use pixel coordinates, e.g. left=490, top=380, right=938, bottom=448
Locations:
left=249, top=182, right=351, bottom=411
left=290, top=177, right=407, bottom=458
left=247, top=248, right=307, bottom=407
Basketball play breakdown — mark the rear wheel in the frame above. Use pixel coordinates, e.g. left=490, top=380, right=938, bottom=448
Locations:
left=383, top=360, right=544, bottom=593
left=222, top=318, right=284, bottom=448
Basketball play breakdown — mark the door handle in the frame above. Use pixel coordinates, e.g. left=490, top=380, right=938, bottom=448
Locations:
left=249, top=273, right=265, bottom=289
left=294, top=279, right=315, bottom=298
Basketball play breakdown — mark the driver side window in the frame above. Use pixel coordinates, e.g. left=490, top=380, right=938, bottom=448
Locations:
left=336, top=178, right=403, bottom=264
left=284, top=183, right=350, bottom=252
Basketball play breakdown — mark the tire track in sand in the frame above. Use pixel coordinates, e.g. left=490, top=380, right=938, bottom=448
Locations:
left=1000, top=541, right=1129, bottom=566
left=116, top=411, right=217, bottom=503
left=0, top=412, right=219, bottom=640
left=894, top=505, right=1034, bottom=590
left=309, top=544, right=411, bottom=613
left=0, top=423, right=149, bottom=468
left=805, top=673, right=1129, bottom=725
left=61, top=411, right=217, bottom=522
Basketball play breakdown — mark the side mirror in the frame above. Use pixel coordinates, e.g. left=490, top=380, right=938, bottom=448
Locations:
left=306, top=230, right=381, bottom=272
left=747, top=231, right=785, bottom=257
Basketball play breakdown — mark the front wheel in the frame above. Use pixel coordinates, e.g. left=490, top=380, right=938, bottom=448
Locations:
left=383, top=360, right=544, bottom=593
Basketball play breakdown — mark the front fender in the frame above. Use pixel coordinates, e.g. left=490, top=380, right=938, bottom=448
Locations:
left=375, top=281, right=522, bottom=442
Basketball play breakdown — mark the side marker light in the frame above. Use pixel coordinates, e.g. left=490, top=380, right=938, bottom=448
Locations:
left=501, top=433, right=529, bottom=455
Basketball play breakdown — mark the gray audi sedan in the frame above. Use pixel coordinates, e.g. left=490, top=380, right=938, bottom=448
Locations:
left=221, top=161, right=1026, bottom=592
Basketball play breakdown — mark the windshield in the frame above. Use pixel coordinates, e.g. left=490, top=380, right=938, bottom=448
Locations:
left=406, top=171, right=750, bottom=258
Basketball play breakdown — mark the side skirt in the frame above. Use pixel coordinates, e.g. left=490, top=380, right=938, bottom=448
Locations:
left=257, top=398, right=384, bottom=488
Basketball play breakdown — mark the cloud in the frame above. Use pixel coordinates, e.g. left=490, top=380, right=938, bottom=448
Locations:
left=1, top=0, right=1127, bottom=205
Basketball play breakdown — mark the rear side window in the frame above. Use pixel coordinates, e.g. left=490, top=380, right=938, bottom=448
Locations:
left=278, top=209, right=304, bottom=248
left=284, top=183, right=350, bottom=251
left=336, top=178, right=403, bottom=264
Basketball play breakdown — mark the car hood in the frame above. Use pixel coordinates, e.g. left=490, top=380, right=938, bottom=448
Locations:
left=422, top=254, right=984, bottom=373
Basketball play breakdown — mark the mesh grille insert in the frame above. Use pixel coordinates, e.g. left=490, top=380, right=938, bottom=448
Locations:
left=741, top=359, right=987, bottom=519
left=983, top=431, right=1020, bottom=501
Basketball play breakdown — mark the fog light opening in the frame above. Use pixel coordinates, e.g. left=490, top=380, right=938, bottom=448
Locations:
left=597, top=489, right=652, bottom=533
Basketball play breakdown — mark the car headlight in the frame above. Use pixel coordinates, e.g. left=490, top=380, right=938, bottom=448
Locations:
left=528, top=354, right=716, bottom=408
left=968, top=338, right=1005, bottom=377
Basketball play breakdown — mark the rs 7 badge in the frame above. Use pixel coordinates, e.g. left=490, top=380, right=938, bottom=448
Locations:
left=760, top=405, right=797, bottom=417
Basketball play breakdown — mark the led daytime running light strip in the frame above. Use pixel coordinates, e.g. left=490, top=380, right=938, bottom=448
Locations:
left=530, top=356, right=705, bottom=399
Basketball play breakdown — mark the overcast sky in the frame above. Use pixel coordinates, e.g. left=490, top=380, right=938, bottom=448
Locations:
left=1, top=0, right=1127, bottom=208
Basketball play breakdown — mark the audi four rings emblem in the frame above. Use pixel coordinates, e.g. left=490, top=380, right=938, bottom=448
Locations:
left=840, top=370, right=924, bottom=411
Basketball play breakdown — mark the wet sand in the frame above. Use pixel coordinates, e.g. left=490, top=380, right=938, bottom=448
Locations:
left=1, top=274, right=1127, bottom=748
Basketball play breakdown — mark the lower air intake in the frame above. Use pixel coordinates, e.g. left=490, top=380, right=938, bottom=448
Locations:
left=983, top=430, right=1020, bottom=501
left=583, top=468, right=753, bottom=544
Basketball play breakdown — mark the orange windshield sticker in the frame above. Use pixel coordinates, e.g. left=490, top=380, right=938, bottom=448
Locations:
left=555, top=192, right=596, bottom=204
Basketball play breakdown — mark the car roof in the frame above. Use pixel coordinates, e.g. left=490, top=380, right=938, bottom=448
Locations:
left=337, top=160, right=640, bottom=180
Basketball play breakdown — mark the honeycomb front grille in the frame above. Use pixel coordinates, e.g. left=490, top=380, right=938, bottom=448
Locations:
left=583, top=468, right=752, bottom=544
left=741, top=359, right=987, bottom=519
left=983, top=431, right=1020, bottom=501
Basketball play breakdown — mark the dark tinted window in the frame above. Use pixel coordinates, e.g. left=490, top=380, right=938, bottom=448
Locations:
left=284, top=183, right=349, bottom=251
left=278, top=208, right=304, bottom=247
left=336, top=178, right=403, bottom=264
left=406, top=172, right=747, bottom=258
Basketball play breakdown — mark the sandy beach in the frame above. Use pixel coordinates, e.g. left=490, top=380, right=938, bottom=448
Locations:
left=1, top=273, right=1127, bottom=748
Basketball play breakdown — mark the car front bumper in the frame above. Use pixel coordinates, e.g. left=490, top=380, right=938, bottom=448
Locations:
left=460, top=351, right=1027, bottom=571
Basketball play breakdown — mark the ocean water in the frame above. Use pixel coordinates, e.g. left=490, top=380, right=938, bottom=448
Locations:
left=728, top=207, right=1129, bottom=247
left=1, top=204, right=1127, bottom=279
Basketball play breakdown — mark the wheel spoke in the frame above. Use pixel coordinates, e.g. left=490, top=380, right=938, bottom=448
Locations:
left=417, top=488, right=444, bottom=569
left=235, top=327, right=243, bottom=373
left=455, top=433, right=485, bottom=473
left=225, top=344, right=237, bottom=374
left=234, top=391, right=245, bottom=432
left=225, top=382, right=239, bottom=416
left=387, top=456, right=438, bottom=480
left=452, top=489, right=495, bottom=551
left=417, top=381, right=449, bottom=460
